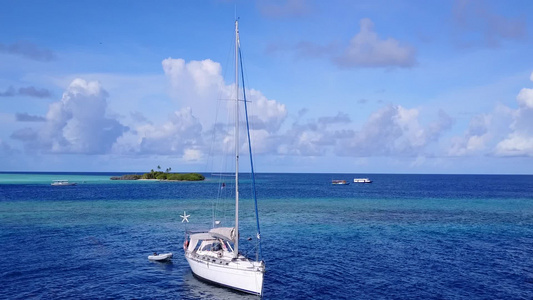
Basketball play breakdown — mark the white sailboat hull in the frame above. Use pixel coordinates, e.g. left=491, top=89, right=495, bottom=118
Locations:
left=185, top=253, right=264, bottom=295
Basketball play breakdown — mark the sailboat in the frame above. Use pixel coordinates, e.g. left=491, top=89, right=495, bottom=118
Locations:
left=183, top=20, right=265, bottom=296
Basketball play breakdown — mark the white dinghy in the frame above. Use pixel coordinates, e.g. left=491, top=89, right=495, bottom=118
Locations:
left=148, top=252, right=173, bottom=262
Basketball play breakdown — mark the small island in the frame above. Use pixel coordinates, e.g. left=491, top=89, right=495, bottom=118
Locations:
left=111, top=167, right=205, bottom=181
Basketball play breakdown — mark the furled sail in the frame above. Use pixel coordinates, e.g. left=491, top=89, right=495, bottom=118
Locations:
left=209, top=227, right=235, bottom=242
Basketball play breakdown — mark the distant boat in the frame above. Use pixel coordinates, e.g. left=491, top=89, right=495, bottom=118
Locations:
left=51, top=180, right=77, bottom=186
left=353, top=178, right=372, bottom=183
left=148, top=252, right=173, bottom=262
left=332, top=180, right=349, bottom=185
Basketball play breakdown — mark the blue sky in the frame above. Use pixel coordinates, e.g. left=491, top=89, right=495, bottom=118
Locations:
left=1, top=0, right=532, bottom=174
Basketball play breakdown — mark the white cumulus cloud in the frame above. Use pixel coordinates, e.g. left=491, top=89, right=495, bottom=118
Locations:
left=337, top=105, right=451, bottom=156
left=159, top=57, right=287, bottom=158
left=11, top=78, right=128, bottom=154
left=450, top=72, right=533, bottom=157
left=334, top=18, right=416, bottom=68
left=516, top=87, right=533, bottom=109
left=290, top=18, right=416, bottom=69
left=162, top=58, right=287, bottom=133
left=495, top=134, right=533, bottom=156
left=162, top=58, right=226, bottom=124
left=494, top=74, right=533, bottom=157
left=246, top=89, right=287, bottom=132
left=448, top=114, right=494, bottom=156
left=138, top=107, right=203, bottom=155
left=270, top=106, right=450, bottom=158
left=113, top=106, right=205, bottom=162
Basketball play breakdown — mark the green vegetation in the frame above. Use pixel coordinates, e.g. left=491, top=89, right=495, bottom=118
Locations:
left=110, top=174, right=142, bottom=180
left=111, top=169, right=204, bottom=181
left=145, top=172, right=205, bottom=181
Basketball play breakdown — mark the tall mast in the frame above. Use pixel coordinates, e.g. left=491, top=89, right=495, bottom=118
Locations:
left=234, top=19, right=240, bottom=258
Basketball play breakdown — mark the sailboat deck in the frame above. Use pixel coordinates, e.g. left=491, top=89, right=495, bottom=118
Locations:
left=186, top=250, right=263, bottom=271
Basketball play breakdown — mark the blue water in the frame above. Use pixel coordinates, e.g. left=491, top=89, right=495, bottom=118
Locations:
left=1, top=173, right=532, bottom=299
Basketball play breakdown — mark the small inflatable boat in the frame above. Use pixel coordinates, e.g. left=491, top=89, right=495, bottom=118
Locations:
left=148, top=252, right=173, bottom=261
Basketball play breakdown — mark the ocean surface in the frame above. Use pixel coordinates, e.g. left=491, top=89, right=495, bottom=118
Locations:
left=1, top=172, right=532, bottom=299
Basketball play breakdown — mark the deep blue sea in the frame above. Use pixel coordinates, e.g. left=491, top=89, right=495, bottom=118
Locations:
left=1, top=173, right=532, bottom=299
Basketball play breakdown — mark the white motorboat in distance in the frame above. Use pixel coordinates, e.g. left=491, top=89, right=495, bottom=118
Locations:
left=51, top=180, right=77, bottom=186
left=353, top=178, right=372, bottom=183
left=332, top=180, right=349, bottom=185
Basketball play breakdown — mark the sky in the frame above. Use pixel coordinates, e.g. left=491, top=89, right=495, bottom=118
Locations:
left=1, top=0, right=532, bottom=174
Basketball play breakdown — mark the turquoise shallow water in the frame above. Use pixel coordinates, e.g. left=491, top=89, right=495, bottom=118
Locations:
left=0, top=173, right=117, bottom=184
left=0, top=173, right=532, bottom=299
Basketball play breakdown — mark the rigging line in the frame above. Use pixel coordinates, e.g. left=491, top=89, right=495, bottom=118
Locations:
left=204, top=22, right=233, bottom=176
left=217, top=105, right=233, bottom=226
left=235, top=44, right=258, bottom=158
left=211, top=18, right=237, bottom=201
left=210, top=96, right=225, bottom=227
left=239, top=46, right=262, bottom=261
left=211, top=98, right=224, bottom=228
left=213, top=89, right=235, bottom=228
left=215, top=37, right=236, bottom=222
left=215, top=25, right=236, bottom=175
